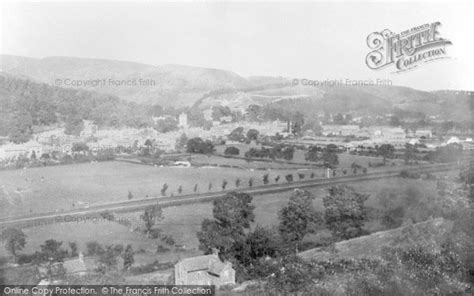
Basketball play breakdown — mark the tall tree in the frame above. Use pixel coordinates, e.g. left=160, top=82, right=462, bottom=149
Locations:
left=122, top=244, right=134, bottom=270
left=197, top=192, right=255, bottom=259
left=323, top=185, right=369, bottom=240
left=141, top=205, right=163, bottom=237
left=377, top=144, right=395, bottom=164
left=1, top=228, right=26, bottom=262
left=278, top=190, right=322, bottom=252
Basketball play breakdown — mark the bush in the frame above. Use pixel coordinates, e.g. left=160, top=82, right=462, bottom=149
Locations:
left=161, top=235, right=175, bottom=246
left=86, top=241, right=104, bottom=256
left=156, top=245, right=170, bottom=253
left=224, top=146, right=240, bottom=156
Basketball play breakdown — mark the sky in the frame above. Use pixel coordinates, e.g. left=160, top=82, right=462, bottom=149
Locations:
left=1, top=0, right=473, bottom=91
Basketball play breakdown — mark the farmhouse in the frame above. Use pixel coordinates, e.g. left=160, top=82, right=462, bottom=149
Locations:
left=175, top=251, right=235, bottom=287
left=62, top=253, right=95, bottom=276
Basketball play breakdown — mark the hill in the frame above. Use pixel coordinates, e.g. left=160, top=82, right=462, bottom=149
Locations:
left=1, top=55, right=472, bottom=122
left=0, top=73, right=153, bottom=140
left=0, top=55, right=251, bottom=107
left=299, top=218, right=453, bottom=261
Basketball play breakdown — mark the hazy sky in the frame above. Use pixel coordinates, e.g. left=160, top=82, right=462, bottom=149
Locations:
left=1, top=1, right=473, bottom=91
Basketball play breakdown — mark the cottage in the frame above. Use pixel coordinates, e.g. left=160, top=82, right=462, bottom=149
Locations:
left=175, top=250, right=235, bottom=288
left=62, top=253, right=94, bottom=276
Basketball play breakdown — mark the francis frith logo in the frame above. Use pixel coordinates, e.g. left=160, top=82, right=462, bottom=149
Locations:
left=366, top=22, right=452, bottom=72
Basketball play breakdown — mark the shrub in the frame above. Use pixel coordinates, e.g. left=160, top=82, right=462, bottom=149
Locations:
left=224, top=146, right=240, bottom=156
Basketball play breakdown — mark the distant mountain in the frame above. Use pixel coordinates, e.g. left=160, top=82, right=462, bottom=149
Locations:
left=0, top=55, right=251, bottom=107
left=1, top=55, right=472, bottom=122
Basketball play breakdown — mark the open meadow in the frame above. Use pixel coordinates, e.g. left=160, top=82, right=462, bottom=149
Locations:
left=0, top=160, right=313, bottom=218
left=1, top=175, right=443, bottom=268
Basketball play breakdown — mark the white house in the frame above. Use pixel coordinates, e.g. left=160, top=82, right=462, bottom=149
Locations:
left=175, top=251, right=235, bottom=288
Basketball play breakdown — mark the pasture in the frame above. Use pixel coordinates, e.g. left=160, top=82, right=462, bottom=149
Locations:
left=0, top=161, right=314, bottom=218
left=1, top=176, right=441, bottom=267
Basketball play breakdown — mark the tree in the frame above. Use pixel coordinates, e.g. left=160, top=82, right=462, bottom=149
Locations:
left=248, top=178, right=254, bottom=187
left=178, top=185, right=183, bottom=194
left=154, top=117, right=178, bottom=133
left=390, top=115, right=401, bottom=126
left=141, top=205, right=163, bottom=238
left=8, top=111, right=34, bottom=143
left=323, top=185, right=369, bottom=240
left=197, top=192, right=255, bottom=259
left=38, top=239, right=68, bottom=263
left=1, top=228, right=26, bottom=262
left=98, top=245, right=123, bottom=273
left=175, top=133, right=188, bottom=152
left=69, top=242, right=78, bottom=257
left=127, top=191, right=133, bottom=200
left=245, top=226, right=279, bottom=262
left=228, top=127, right=245, bottom=142
left=404, top=143, right=415, bottom=164
left=64, top=113, right=84, bottom=136
left=291, top=112, right=305, bottom=136
left=222, top=180, right=228, bottom=190
left=235, top=178, right=241, bottom=188
left=333, top=113, right=344, bottom=124
left=186, top=137, right=215, bottom=154
left=278, top=190, right=322, bottom=252
left=122, top=244, right=134, bottom=270
left=263, top=174, right=269, bottom=185
left=305, top=146, right=319, bottom=162
left=71, top=142, right=89, bottom=154
left=194, top=184, right=198, bottom=193
left=224, top=146, right=240, bottom=156
left=285, top=174, right=293, bottom=183
left=322, top=150, right=339, bottom=168
left=377, top=144, right=395, bottom=164
left=160, top=183, right=168, bottom=196
left=86, top=241, right=104, bottom=256
left=275, top=175, right=281, bottom=183
left=246, top=129, right=259, bottom=141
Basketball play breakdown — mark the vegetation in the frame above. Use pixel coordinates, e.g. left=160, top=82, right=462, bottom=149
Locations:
left=278, top=190, right=322, bottom=252
left=0, top=75, right=155, bottom=142
left=224, top=146, right=240, bottom=156
left=141, top=205, right=163, bottom=238
left=323, top=185, right=369, bottom=240
left=186, top=137, right=215, bottom=154
left=1, top=228, right=27, bottom=262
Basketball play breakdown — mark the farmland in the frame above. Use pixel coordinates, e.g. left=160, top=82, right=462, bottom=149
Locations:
left=1, top=175, right=443, bottom=266
left=0, top=160, right=311, bottom=218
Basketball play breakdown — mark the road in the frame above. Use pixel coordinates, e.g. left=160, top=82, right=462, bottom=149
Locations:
left=0, top=162, right=463, bottom=228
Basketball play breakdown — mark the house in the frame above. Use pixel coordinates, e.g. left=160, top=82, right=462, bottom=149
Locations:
left=322, top=125, right=362, bottom=137
left=175, top=250, right=235, bottom=288
left=62, top=253, right=95, bottom=276
left=371, top=126, right=406, bottom=140
left=415, top=129, right=432, bottom=139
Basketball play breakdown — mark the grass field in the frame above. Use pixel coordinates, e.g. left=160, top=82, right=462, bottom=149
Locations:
left=0, top=161, right=315, bottom=218
left=1, top=176, right=442, bottom=267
